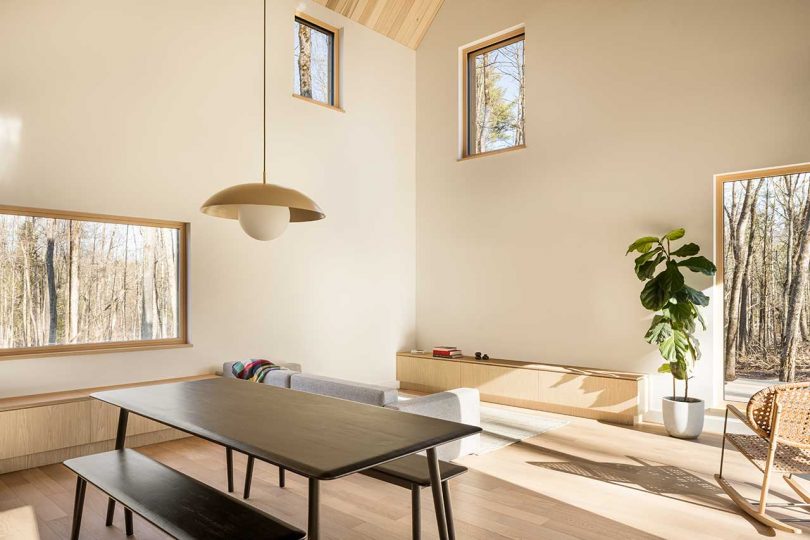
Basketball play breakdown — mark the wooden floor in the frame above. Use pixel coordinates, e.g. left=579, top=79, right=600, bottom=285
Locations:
left=1, top=403, right=809, bottom=539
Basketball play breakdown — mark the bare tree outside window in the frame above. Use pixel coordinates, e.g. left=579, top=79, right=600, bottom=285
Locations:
left=722, top=170, right=810, bottom=397
left=0, top=209, right=186, bottom=354
left=294, top=17, right=334, bottom=105
left=467, top=33, right=525, bottom=156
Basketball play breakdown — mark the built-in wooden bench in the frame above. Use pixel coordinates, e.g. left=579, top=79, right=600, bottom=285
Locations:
left=396, top=352, right=647, bottom=425
left=65, top=449, right=304, bottom=540
left=0, top=375, right=214, bottom=474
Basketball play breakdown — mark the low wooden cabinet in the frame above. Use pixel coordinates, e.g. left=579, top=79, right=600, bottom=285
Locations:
left=0, top=375, right=212, bottom=473
left=397, top=353, right=646, bottom=425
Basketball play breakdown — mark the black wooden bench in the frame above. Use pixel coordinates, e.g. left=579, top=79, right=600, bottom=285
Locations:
left=64, top=449, right=305, bottom=540
left=242, top=453, right=466, bottom=540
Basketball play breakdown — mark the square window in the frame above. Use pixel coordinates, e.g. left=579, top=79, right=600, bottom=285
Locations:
left=294, top=15, right=338, bottom=107
left=464, top=30, right=525, bottom=157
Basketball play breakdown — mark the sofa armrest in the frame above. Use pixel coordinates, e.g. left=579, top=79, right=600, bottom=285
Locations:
left=388, top=388, right=481, bottom=461
left=392, top=388, right=480, bottom=426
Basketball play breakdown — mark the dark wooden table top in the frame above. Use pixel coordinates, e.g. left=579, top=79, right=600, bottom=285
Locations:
left=92, top=377, right=481, bottom=480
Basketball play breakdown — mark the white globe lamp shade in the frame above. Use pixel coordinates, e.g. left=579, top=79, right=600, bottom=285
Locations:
left=238, top=204, right=290, bottom=241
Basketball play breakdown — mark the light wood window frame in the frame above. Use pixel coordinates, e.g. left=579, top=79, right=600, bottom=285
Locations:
left=461, top=27, right=526, bottom=160
left=0, top=205, right=190, bottom=360
left=715, top=163, right=810, bottom=400
left=293, top=12, right=343, bottom=112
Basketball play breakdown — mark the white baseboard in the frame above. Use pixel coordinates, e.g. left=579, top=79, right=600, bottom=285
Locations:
left=643, top=409, right=749, bottom=434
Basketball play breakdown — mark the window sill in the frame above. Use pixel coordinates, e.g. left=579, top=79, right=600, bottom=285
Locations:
left=292, top=93, right=344, bottom=112
left=458, top=144, right=526, bottom=162
left=0, top=341, right=193, bottom=361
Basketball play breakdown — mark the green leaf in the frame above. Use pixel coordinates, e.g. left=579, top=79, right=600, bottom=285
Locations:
left=661, top=261, right=685, bottom=293
left=679, top=285, right=710, bottom=307
left=640, top=276, right=668, bottom=311
left=671, top=243, right=699, bottom=257
left=645, top=315, right=672, bottom=344
left=634, top=248, right=662, bottom=266
left=636, top=254, right=664, bottom=281
left=678, top=256, right=717, bottom=276
left=659, top=329, right=689, bottom=364
left=663, top=228, right=685, bottom=241
left=626, top=236, right=660, bottom=255
left=657, top=363, right=671, bottom=374
left=668, top=300, right=696, bottom=333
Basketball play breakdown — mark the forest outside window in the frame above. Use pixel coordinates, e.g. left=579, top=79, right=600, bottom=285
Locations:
left=719, top=164, right=810, bottom=401
left=0, top=206, right=188, bottom=358
left=293, top=13, right=340, bottom=109
left=463, top=28, right=525, bottom=158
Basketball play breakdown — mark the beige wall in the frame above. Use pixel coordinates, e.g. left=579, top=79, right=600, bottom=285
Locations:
left=415, top=0, right=810, bottom=408
left=0, top=0, right=416, bottom=397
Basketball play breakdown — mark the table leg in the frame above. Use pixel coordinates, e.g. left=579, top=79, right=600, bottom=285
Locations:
left=442, top=480, right=455, bottom=540
left=106, top=409, right=129, bottom=527
left=70, top=476, right=86, bottom=540
left=308, top=477, right=320, bottom=540
left=244, top=455, right=254, bottom=499
left=426, top=448, right=449, bottom=540
left=226, top=447, right=234, bottom=493
left=411, top=485, right=421, bottom=540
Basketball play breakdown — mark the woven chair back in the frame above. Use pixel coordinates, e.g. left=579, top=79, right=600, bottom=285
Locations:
left=747, top=382, right=810, bottom=447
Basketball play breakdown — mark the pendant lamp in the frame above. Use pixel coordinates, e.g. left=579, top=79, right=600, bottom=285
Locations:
left=201, top=0, right=325, bottom=240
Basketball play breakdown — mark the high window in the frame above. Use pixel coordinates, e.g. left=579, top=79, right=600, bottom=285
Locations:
left=463, top=28, right=525, bottom=158
left=0, top=206, right=188, bottom=357
left=294, top=13, right=340, bottom=109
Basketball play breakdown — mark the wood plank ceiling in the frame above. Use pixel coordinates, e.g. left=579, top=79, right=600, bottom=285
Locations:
left=313, top=0, right=444, bottom=49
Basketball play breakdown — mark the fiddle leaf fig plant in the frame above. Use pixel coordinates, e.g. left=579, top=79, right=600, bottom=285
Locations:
left=626, top=228, right=716, bottom=401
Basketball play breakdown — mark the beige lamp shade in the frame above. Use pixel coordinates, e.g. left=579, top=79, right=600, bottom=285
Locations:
left=200, top=182, right=325, bottom=222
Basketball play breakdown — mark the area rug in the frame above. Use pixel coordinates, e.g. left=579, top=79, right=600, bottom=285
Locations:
left=475, top=404, right=568, bottom=455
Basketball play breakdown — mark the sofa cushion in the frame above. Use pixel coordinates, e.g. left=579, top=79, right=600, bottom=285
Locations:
left=289, top=373, right=398, bottom=407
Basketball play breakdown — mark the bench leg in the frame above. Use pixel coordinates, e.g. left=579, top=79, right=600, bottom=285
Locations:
left=226, top=447, right=234, bottom=493
left=426, top=448, right=449, bottom=540
left=124, top=509, right=133, bottom=536
left=107, top=408, right=129, bottom=527
left=70, top=477, right=87, bottom=540
left=244, top=455, right=254, bottom=499
left=411, top=485, right=421, bottom=540
left=442, top=480, right=455, bottom=540
left=279, top=466, right=286, bottom=488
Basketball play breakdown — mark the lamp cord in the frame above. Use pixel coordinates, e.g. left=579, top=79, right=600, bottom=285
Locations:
left=262, top=0, right=267, bottom=184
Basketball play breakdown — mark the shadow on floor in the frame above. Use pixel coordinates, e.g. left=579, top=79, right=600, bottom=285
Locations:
left=523, top=442, right=780, bottom=537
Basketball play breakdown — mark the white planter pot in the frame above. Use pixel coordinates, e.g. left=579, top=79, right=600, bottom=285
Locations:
left=662, top=396, right=705, bottom=439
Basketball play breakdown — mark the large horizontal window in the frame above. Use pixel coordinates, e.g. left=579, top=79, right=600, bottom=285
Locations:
left=0, top=206, right=188, bottom=357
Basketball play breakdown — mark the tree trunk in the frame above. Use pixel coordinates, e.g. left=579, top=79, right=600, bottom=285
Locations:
left=780, top=189, right=810, bottom=382
left=297, top=23, right=312, bottom=98
left=67, top=221, right=80, bottom=343
left=725, top=180, right=760, bottom=381
left=45, top=219, right=58, bottom=344
left=140, top=228, right=156, bottom=340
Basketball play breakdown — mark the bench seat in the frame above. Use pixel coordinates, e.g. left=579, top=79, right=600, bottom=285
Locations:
left=362, top=454, right=467, bottom=488
left=64, top=449, right=304, bottom=540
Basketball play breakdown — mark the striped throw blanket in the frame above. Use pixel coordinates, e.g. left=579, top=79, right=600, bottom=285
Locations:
left=231, top=359, right=281, bottom=383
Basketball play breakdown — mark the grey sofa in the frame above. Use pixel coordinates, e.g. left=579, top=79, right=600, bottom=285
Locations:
left=222, top=362, right=480, bottom=460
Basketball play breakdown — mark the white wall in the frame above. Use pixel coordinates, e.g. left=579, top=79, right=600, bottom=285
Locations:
left=415, top=0, right=810, bottom=411
left=0, top=0, right=416, bottom=397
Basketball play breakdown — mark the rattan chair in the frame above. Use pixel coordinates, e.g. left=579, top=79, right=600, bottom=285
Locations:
left=717, top=382, right=810, bottom=533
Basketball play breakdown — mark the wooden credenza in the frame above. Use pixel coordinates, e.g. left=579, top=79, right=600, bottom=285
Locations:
left=0, top=375, right=213, bottom=473
left=396, top=352, right=647, bottom=425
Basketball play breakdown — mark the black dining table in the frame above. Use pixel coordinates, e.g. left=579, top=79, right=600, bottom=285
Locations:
left=91, top=377, right=481, bottom=540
